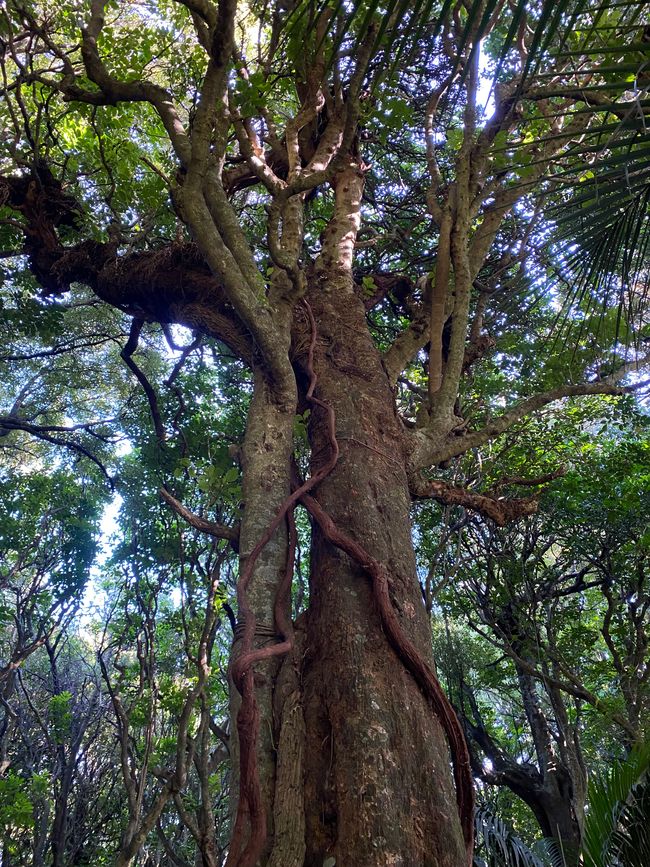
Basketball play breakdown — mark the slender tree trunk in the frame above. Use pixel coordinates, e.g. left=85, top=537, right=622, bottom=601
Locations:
left=51, top=744, right=81, bottom=867
left=529, top=791, right=581, bottom=856
left=32, top=794, right=49, bottom=867
left=115, top=788, right=173, bottom=867
left=517, top=670, right=582, bottom=860
left=229, top=367, right=296, bottom=861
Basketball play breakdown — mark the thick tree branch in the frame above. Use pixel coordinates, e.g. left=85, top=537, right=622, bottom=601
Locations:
left=382, top=296, right=430, bottom=386
left=411, top=478, right=538, bottom=526
left=0, top=170, right=256, bottom=362
left=177, top=176, right=296, bottom=405
left=173, top=0, right=216, bottom=29
left=159, top=487, right=239, bottom=547
left=456, top=686, right=548, bottom=804
left=489, top=467, right=567, bottom=492
left=69, top=1, right=191, bottom=164
left=409, top=366, right=650, bottom=470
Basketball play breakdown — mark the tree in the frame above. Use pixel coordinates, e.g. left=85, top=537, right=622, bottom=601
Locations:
left=94, top=477, right=232, bottom=867
left=1, top=1, right=649, bottom=864
left=470, top=741, right=650, bottom=867
left=0, top=468, right=100, bottom=738
left=427, top=401, right=650, bottom=859
left=0, top=628, right=121, bottom=867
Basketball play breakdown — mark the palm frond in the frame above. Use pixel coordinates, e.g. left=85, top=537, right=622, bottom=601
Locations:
left=473, top=806, right=548, bottom=867
left=582, top=740, right=650, bottom=867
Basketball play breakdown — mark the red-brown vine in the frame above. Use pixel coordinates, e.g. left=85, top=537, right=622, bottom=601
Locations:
left=295, top=484, right=475, bottom=862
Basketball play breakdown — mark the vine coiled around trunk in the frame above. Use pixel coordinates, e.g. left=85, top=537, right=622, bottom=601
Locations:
left=294, top=482, right=475, bottom=862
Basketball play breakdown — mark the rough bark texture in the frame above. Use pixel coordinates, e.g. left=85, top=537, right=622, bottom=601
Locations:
left=229, top=367, right=296, bottom=861
left=299, top=285, right=467, bottom=867
left=267, top=632, right=307, bottom=867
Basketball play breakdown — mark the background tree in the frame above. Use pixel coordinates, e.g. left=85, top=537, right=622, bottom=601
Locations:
left=0, top=468, right=101, bottom=748
left=427, top=399, right=650, bottom=859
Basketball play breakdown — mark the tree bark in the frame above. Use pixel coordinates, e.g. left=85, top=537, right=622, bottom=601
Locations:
left=297, top=286, right=467, bottom=866
left=229, top=366, right=296, bottom=863
left=516, top=671, right=582, bottom=859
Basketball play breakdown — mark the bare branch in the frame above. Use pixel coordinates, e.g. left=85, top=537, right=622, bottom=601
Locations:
left=489, top=467, right=567, bottom=492
left=120, top=319, right=166, bottom=442
left=0, top=417, right=113, bottom=485
left=469, top=619, right=639, bottom=740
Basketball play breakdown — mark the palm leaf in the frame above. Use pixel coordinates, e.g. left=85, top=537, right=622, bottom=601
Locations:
left=473, top=806, right=548, bottom=867
left=582, top=740, right=650, bottom=867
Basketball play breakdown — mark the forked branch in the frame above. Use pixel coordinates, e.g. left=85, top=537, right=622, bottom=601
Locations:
left=410, top=363, right=650, bottom=471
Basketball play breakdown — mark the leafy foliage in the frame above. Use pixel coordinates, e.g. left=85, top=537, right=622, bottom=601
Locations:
left=582, top=741, right=650, bottom=867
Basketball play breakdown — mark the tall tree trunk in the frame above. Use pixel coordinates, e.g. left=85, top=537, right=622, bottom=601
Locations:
left=297, top=286, right=467, bottom=866
left=227, top=160, right=468, bottom=866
